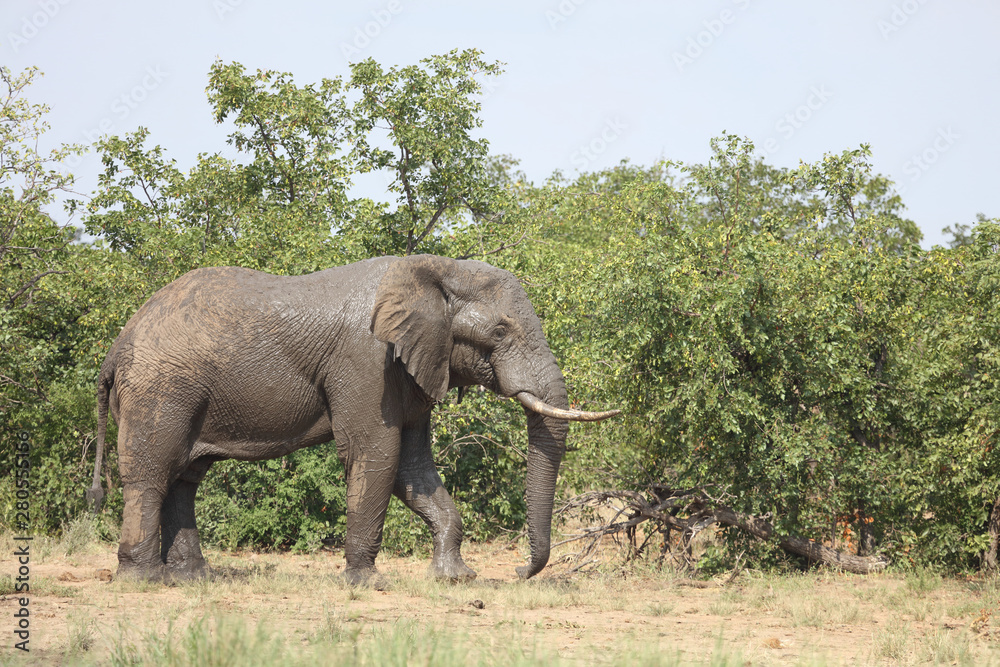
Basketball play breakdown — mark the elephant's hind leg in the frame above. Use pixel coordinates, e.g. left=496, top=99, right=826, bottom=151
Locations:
left=161, top=458, right=214, bottom=581
left=116, top=393, right=203, bottom=582
left=394, top=420, right=476, bottom=582
left=118, top=481, right=167, bottom=581
left=116, top=413, right=172, bottom=581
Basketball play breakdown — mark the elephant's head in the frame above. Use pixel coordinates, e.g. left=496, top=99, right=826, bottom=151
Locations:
left=370, top=254, right=619, bottom=579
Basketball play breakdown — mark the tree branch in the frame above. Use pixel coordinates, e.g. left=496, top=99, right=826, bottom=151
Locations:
left=6, top=269, right=68, bottom=309
left=407, top=193, right=449, bottom=255
left=456, top=229, right=528, bottom=261
left=252, top=113, right=295, bottom=202
left=554, top=485, right=889, bottom=575
left=398, top=146, right=419, bottom=252
left=0, top=372, right=42, bottom=402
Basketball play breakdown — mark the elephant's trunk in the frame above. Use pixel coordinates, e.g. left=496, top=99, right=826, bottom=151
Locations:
left=516, top=404, right=569, bottom=580
left=495, top=295, right=620, bottom=579
left=513, top=392, right=619, bottom=580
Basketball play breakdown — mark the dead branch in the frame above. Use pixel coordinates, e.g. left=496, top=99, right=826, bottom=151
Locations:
left=456, top=229, right=528, bottom=261
left=554, top=485, right=888, bottom=575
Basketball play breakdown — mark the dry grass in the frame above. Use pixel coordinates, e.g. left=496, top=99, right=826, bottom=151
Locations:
left=5, top=534, right=1000, bottom=665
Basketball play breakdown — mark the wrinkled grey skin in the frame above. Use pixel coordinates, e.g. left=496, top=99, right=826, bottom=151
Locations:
left=87, top=255, right=616, bottom=585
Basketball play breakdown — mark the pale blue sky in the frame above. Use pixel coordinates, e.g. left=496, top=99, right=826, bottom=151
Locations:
left=4, top=0, right=998, bottom=247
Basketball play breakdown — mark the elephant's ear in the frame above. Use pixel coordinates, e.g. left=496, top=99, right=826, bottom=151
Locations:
left=370, top=255, right=455, bottom=401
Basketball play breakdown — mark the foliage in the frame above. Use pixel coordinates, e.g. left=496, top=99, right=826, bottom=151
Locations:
left=537, top=136, right=998, bottom=570
left=3, top=59, right=1000, bottom=576
left=344, top=50, right=509, bottom=258
left=0, top=66, right=96, bottom=532
left=893, top=222, right=1000, bottom=565
left=942, top=213, right=989, bottom=249
left=196, top=447, right=346, bottom=553
left=0, top=65, right=81, bottom=408
left=433, top=393, right=530, bottom=541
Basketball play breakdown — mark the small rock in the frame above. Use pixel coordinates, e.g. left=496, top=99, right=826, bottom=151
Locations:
left=58, top=571, right=81, bottom=582
left=471, top=599, right=485, bottom=609
left=96, top=569, right=113, bottom=582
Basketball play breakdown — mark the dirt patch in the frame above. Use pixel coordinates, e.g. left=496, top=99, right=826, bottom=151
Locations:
left=2, top=541, right=1000, bottom=665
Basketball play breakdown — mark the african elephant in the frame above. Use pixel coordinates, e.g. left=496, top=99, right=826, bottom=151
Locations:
left=86, top=254, right=618, bottom=584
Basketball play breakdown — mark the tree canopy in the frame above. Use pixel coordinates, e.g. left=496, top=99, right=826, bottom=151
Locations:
left=1, top=55, right=997, bottom=573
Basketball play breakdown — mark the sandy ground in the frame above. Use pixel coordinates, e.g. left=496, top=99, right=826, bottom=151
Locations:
left=3, top=540, right=1000, bottom=665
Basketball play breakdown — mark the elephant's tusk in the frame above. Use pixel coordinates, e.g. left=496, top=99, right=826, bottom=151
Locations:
left=515, top=392, right=621, bottom=422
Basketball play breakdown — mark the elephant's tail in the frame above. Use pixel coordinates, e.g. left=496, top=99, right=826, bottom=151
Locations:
left=86, top=366, right=114, bottom=513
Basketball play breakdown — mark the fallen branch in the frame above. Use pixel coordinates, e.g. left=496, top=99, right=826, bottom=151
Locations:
left=705, top=506, right=888, bottom=574
left=555, top=485, right=888, bottom=575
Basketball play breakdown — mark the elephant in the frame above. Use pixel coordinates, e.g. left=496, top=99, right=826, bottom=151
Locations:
left=86, top=254, right=619, bottom=585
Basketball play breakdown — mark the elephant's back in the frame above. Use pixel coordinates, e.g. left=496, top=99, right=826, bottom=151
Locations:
left=124, top=257, right=398, bottom=324
left=113, top=267, right=277, bottom=350
left=103, top=259, right=399, bottom=387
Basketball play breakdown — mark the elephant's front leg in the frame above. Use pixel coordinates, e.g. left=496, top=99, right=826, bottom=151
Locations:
left=339, top=428, right=401, bottom=587
left=394, top=418, right=476, bottom=582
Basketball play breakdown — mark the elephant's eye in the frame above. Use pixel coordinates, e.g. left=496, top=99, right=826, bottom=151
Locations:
left=490, top=324, right=508, bottom=342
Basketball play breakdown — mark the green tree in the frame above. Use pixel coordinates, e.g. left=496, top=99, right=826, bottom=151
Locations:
left=942, top=212, right=990, bottom=249
left=0, top=66, right=108, bottom=534
left=529, top=136, right=930, bottom=567
left=0, top=66, right=80, bottom=407
left=894, top=219, right=1000, bottom=567
left=345, top=49, right=507, bottom=258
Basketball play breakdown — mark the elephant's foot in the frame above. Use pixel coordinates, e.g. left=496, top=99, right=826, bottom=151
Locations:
left=343, top=566, right=388, bottom=591
left=430, top=556, right=477, bottom=583
left=164, top=557, right=209, bottom=582
left=116, top=560, right=165, bottom=583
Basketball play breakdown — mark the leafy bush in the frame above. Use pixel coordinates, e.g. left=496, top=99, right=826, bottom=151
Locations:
left=0, top=382, right=113, bottom=534
left=196, top=447, right=346, bottom=553
left=4, top=59, right=1000, bottom=575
